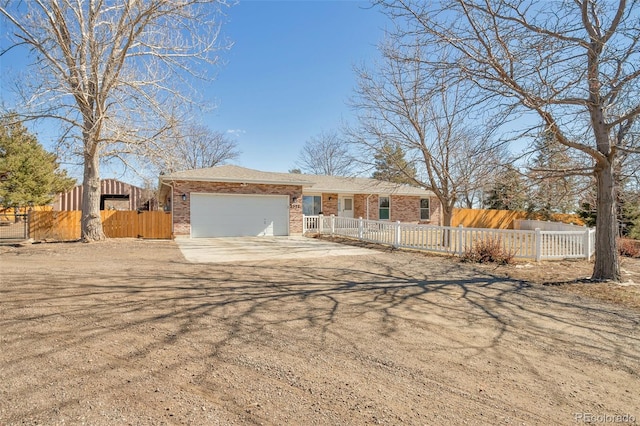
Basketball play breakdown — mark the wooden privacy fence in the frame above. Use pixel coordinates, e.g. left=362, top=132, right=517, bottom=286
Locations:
left=303, top=215, right=596, bottom=261
left=452, top=208, right=584, bottom=229
left=29, top=210, right=172, bottom=241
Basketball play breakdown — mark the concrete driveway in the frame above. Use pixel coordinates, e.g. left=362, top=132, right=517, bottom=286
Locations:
left=176, top=236, right=376, bottom=263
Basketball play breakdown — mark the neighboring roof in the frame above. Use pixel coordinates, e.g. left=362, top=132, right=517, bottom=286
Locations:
left=161, top=165, right=434, bottom=197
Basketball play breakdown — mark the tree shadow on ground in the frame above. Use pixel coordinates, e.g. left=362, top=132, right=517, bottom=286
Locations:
left=1, top=243, right=639, bottom=424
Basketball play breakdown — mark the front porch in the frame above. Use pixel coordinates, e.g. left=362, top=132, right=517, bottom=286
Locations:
left=303, top=214, right=596, bottom=262
left=301, top=193, right=440, bottom=225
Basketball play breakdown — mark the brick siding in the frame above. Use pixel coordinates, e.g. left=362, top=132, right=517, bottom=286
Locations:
left=321, top=193, right=338, bottom=216
left=169, top=181, right=303, bottom=237
left=164, top=180, right=442, bottom=237
left=327, top=193, right=441, bottom=225
left=388, top=195, right=440, bottom=224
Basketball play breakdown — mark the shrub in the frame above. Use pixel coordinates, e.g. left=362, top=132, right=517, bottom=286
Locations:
left=618, top=238, right=640, bottom=258
left=461, top=237, right=515, bottom=265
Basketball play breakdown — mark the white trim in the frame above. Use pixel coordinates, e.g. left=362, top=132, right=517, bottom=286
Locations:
left=338, top=195, right=354, bottom=218
left=190, top=192, right=290, bottom=199
left=419, top=197, right=430, bottom=221
left=378, top=195, right=391, bottom=221
left=302, top=194, right=323, bottom=216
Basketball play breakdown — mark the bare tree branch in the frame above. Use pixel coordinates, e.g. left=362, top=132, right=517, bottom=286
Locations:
left=376, top=0, right=640, bottom=281
left=296, top=130, right=355, bottom=176
left=0, top=0, right=233, bottom=240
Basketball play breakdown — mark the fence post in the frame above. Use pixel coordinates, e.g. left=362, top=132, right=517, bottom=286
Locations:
left=302, top=215, right=307, bottom=234
left=330, top=214, right=335, bottom=235
left=358, top=217, right=364, bottom=239
left=535, top=228, right=542, bottom=262
left=394, top=221, right=401, bottom=248
left=27, top=210, right=33, bottom=239
left=318, top=214, right=324, bottom=234
left=457, top=224, right=464, bottom=256
left=583, top=226, right=590, bottom=261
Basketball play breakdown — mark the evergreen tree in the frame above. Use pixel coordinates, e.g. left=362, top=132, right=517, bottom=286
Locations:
left=0, top=116, right=75, bottom=208
left=620, top=191, right=640, bottom=239
left=577, top=180, right=640, bottom=237
left=484, top=165, right=528, bottom=210
left=526, top=129, right=579, bottom=218
left=577, top=201, right=597, bottom=228
left=372, top=141, right=417, bottom=185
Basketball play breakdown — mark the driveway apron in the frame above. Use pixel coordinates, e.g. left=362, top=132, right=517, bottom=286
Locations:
left=176, top=236, right=376, bottom=263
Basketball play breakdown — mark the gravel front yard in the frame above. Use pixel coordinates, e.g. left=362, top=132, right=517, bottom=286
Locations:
left=1, top=239, right=638, bottom=425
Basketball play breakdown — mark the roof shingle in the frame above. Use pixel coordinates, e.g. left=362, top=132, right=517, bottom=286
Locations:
left=161, top=165, right=434, bottom=197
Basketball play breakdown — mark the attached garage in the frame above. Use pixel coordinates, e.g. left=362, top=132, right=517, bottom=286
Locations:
left=160, top=165, right=439, bottom=238
left=190, top=193, right=290, bottom=237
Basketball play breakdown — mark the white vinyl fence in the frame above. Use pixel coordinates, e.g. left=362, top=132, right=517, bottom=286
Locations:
left=303, top=215, right=596, bottom=261
left=514, top=219, right=587, bottom=232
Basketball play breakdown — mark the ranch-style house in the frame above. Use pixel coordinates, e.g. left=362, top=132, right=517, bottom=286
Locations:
left=159, top=165, right=441, bottom=238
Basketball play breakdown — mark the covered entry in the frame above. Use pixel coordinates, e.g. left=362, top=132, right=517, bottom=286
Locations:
left=190, top=193, right=289, bottom=237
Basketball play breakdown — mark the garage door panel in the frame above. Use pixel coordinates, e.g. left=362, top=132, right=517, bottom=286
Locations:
left=191, top=194, right=289, bottom=237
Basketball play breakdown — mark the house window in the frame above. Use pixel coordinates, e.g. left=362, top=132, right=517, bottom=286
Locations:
left=379, top=196, right=390, bottom=220
left=303, top=195, right=322, bottom=216
left=420, top=198, right=430, bottom=220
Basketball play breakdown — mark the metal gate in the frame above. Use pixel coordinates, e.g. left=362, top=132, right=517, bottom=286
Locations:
left=0, top=213, right=29, bottom=240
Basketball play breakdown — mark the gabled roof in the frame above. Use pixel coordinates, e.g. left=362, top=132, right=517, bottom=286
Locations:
left=302, top=174, right=433, bottom=196
left=161, top=165, right=434, bottom=197
left=161, top=165, right=311, bottom=186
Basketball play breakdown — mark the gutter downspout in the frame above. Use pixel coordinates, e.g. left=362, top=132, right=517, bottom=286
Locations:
left=365, top=194, right=374, bottom=221
left=163, top=180, right=175, bottom=239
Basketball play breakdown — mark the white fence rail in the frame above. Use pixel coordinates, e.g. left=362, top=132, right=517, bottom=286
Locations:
left=303, top=215, right=596, bottom=261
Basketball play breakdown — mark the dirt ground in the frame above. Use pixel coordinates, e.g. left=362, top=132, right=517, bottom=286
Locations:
left=1, top=238, right=639, bottom=425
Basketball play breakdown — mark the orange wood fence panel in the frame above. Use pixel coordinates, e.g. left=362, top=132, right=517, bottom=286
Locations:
left=452, top=208, right=584, bottom=229
left=29, top=211, right=82, bottom=240
left=102, top=211, right=172, bottom=239
left=29, top=211, right=172, bottom=241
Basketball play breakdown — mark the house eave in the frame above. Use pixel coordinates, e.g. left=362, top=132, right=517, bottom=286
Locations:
left=160, top=175, right=312, bottom=187
left=306, top=187, right=435, bottom=197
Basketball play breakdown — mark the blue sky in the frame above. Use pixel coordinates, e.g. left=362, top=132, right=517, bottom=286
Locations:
left=208, top=0, right=388, bottom=173
left=0, top=0, right=389, bottom=181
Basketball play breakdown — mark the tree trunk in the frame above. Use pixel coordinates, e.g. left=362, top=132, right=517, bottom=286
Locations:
left=441, top=203, right=454, bottom=248
left=442, top=206, right=453, bottom=227
left=592, top=160, right=620, bottom=281
left=81, top=148, right=105, bottom=242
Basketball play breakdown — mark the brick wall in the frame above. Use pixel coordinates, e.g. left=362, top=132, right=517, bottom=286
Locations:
left=356, top=194, right=380, bottom=220
left=170, top=181, right=303, bottom=237
left=429, top=196, right=442, bottom=226
left=354, top=194, right=369, bottom=219
left=322, top=194, right=442, bottom=225
left=387, top=195, right=439, bottom=224
left=165, top=180, right=442, bottom=237
left=390, top=195, right=418, bottom=222
left=321, top=193, right=338, bottom=215
left=331, top=193, right=441, bottom=224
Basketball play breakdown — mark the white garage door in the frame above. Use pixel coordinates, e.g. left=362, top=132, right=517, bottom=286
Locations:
left=191, top=193, right=289, bottom=237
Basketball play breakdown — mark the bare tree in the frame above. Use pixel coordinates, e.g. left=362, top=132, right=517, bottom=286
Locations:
left=525, top=128, right=588, bottom=217
left=376, top=0, right=640, bottom=281
left=0, top=1, right=231, bottom=241
left=453, top=137, right=510, bottom=209
left=297, top=130, right=354, bottom=176
left=348, top=41, right=506, bottom=226
left=149, top=123, right=239, bottom=173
